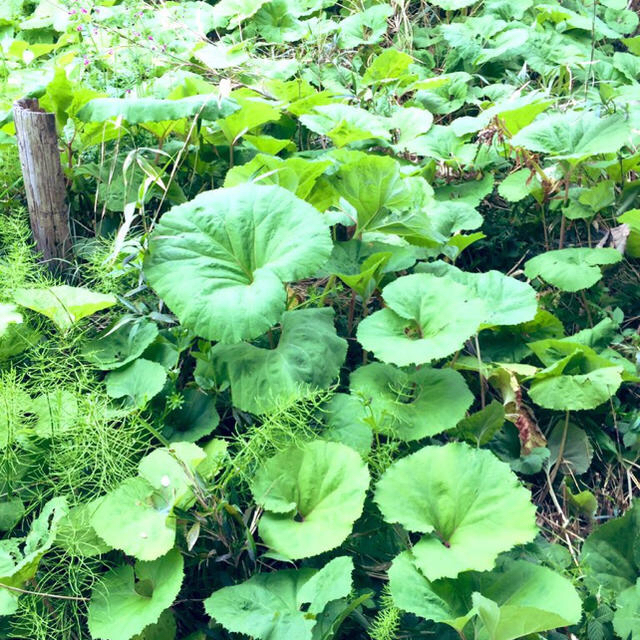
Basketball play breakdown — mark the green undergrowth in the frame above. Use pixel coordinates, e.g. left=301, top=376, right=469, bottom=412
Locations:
left=0, top=0, right=639, bottom=639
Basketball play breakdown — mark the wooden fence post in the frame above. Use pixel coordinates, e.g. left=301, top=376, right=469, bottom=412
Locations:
left=13, top=98, right=70, bottom=270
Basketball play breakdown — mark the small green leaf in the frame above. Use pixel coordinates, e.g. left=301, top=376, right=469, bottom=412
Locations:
left=32, top=389, right=78, bottom=438
left=91, top=477, right=176, bottom=561
left=105, top=359, right=167, bottom=409
left=581, top=501, right=640, bottom=595
left=613, top=579, right=640, bottom=640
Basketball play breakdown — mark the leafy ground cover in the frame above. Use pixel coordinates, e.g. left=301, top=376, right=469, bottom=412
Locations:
left=1, top=0, right=640, bottom=638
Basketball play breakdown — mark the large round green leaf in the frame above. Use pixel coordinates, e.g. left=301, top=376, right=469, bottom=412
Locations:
left=389, top=553, right=582, bottom=640
left=91, top=477, right=176, bottom=561
left=209, top=308, right=346, bottom=415
left=524, top=248, right=622, bottom=292
left=375, top=443, right=537, bottom=580
left=356, top=273, right=486, bottom=366
left=204, top=557, right=353, bottom=640
left=88, top=549, right=184, bottom=640
left=251, top=440, right=370, bottom=559
left=511, top=111, right=631, bottom=159
left=528, top=342, right=623, bottom=410
left=144, top=185, right=332, bottom=343
left=416, top=261, right=538, bottom=327
left=349, top=363, right=473, bottom=441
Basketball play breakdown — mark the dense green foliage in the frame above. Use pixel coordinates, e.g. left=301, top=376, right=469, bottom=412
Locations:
left=1, top=0, right=640, bottom=638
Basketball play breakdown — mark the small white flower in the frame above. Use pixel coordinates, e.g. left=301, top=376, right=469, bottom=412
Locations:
left=160, top=475, right=171, bottom=487
left=140, top=532, right=148, bottom=539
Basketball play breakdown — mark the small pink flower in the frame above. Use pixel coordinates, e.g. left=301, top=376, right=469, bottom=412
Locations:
left=81, top=8, right=88, bottom=13
left=76, top=25, right=82, bottom=31
left=69, top=9, right=76, bottom=14
left=83, top=57, right=89, bottom=66
left=148, top=35, right=153, bottom=41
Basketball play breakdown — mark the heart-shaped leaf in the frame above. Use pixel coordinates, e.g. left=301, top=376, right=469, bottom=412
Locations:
left=528, top=341, right=623, bottom=410
left=524, top=248, right=622, bottom=292
left=209, top=308, right=346, bottom=415
left=144, top=185, right=332, bottom=343
left=356, top=273, right=487, bottom=366
left=349, top=363, right=473, bottom=441
left=511, top=111, right=631, bottom=159
left=88, top=549, right=183, bottom=640
left=252, top=440, right=369, bottom=559
left=389, top=553, right=581, bottom=639
left=105, top=359, right=167, bottom=409
left=416, top=261, right=538, bottom=327
left=204, top=557, right=353, bottom=640
left=375, top=442, right=537, bottom=580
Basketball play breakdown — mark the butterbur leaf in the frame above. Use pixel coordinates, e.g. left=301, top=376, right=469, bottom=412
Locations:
left=14, top=286, right=116, bottom=332
left=0, top=303, right=37, bottom=360
left=511, top=111, right=630, bottom=159
left=389, top=554, right=581, bottom=639
left=338, top=5, right=393, bottom=48
left=387, top=552, right=475, bottom=631
left=138, top=442, right=205, bottom=507
left=349, top=362, right=473, bottom=441
left=332, top=155, right=413, bottom=234
left=528, top=342, right=623, bottom=410
left=362, top=49, right=414, bottom=86
left=322, top=394, right=374, bottom=456
left=163, top=389, right=219, bottom=443
left=144, top=185, right=332, bottom=343
left=76, top=96, right=238, bottom=124
left=548, top=421, right=592, bottom=475
left=457, top=400, right=505, bottom=446
left=471, top=562, right=582, bottom=640
left=251, top=440, right=369, bottom=559
left=91, top=477, right=176, bottom=561
left=416, top=262, right=537, bottom=327
left=209, top=308, right=346, bottom=415
left=204, top=557, right=353, bottom=640
left=105, top=359, right=167, bottom=409
left=356, top=273, right=486, bottom=366
left=82, top=319, right=159, bottom=370
left=300, top=104, right=390, bottom=147
left=88, top=549, right=184, bottom=640
left=375, top=442, right=537, bottom=580
left=524, top=248, right=622, bottom=292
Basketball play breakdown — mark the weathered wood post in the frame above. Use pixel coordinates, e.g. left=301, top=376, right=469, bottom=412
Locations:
left=13, top=98, right=70, bottom=270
